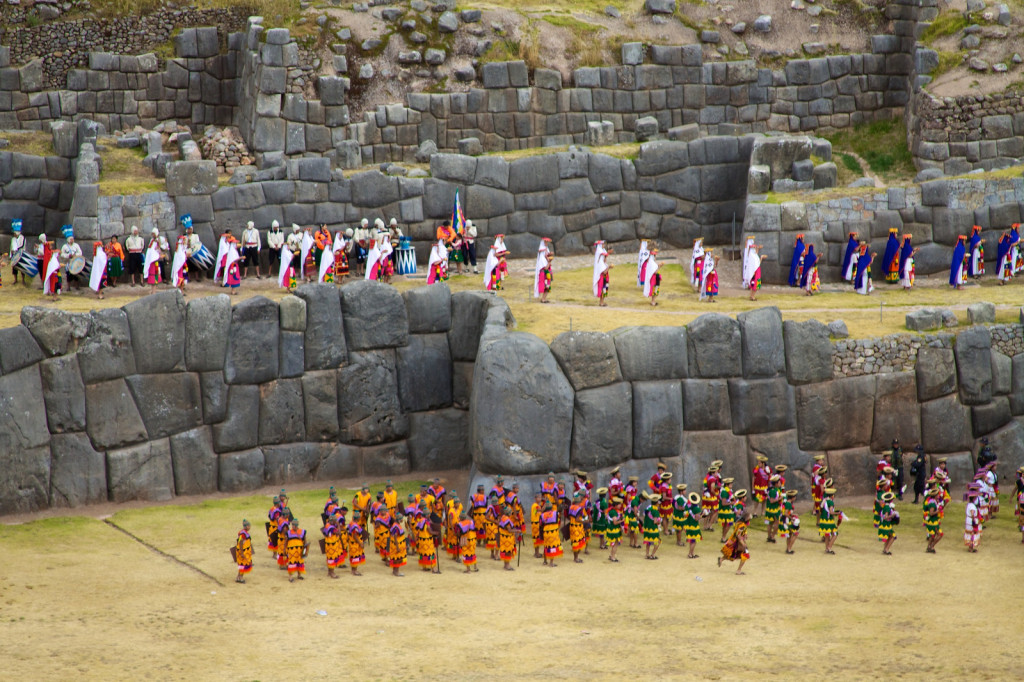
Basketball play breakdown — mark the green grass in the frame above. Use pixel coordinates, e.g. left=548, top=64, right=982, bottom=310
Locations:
left=921, top=10, right=970, bottom=44
left=98, top=143, right=166, bottom=196
left=825, top=118, right=916, bottom=182
left=839, top=152, right=861, bottom=173
left=934, top=49, right=965, bottom=77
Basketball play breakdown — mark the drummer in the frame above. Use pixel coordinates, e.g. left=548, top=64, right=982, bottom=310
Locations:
left=125, top=225, right=145, bottom=286
left=60, top=227, right=83, bottom=292
left=8, top=219, right=27, bottom=285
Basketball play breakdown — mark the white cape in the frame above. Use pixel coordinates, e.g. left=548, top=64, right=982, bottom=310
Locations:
left=741, top=242, right=760, bottom=288
left=222, top=243, right=240, bottom=285
left=592, top=243, right=607, bottom=297
left=89, top=248, right=109, bottom=292
left=643, top=257, right=660, bottom=298
left=690, top=238, right=704, bottom=289
left=699, top=254, right=715, bottom=300
left=318, top=239, right=335, bottom=283
left=483, top=247, right=499, bottom=289
left=278, top=248, right=293, bottom=288
left=533, top=240, right=550, bottom=297
left=43, top=253, right=61, bottom=295
left=143, top=244, right=161, bottom=281
left=637, top=240, right=650, bottom=288
left=170, top=245, right=187, bottom=288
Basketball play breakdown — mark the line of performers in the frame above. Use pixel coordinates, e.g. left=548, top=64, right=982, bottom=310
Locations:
left=949, top=223, right=1024, bottom=288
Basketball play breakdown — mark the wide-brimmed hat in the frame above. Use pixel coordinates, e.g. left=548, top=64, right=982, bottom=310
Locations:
left=775, top=465, right=788, bottom=472
left=675, top=483, right=687, bottom=491
left=881, top=491, right=895, bottom=502
left=824, top=488, right=837, bottom=495
left=722, top=477, right=735, bottom=484
left=735, top=489, right=748, bottom=499
left=596, top=487, right=609, bottom=495
left=660, top=472, right=673, bottom=481
left=785, top=490, right=798, bottom=499
left=756, top=455, right=768, bottom=463
left=770, top=474, right=780, bottom=483
left=688, top=492, right=700, bottom=504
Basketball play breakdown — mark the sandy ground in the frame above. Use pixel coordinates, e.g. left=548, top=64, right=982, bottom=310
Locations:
left=1, top=481, right=1021, bottom=680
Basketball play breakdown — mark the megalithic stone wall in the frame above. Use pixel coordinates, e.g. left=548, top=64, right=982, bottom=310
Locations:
left=0, top=282, right=511, bottom=516
left=467, top=308, right=1024, bottom=502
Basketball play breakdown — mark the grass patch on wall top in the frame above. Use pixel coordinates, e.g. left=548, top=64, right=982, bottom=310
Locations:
left=825, top=118, right=916, bottom=182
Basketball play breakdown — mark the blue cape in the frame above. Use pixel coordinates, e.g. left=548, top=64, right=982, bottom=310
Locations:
left=898, top=238, right=913, bottom=276
left=854, top=250, right=871, bottom=288
left=882, top=231, right=900, bottom=273
left=841, top=235, right=858, bottom=275
left=949, top=240, right=966, bottom=285
left=799, top=246, right=817, bottom=288
left=788, top=236, right=805, bottom=286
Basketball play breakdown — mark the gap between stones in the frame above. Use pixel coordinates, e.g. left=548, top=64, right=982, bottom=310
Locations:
left=102, top=517, right=225, bottom=587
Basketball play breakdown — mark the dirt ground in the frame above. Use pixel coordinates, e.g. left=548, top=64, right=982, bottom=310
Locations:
left=1, top=477, right=1021, bottom=680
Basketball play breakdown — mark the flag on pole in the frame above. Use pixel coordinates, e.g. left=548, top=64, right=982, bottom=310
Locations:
left=451, top=188, right=466, bottom=235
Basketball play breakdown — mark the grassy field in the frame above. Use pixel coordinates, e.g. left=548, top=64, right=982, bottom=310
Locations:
left=1, top=481, right=1021, bottom=679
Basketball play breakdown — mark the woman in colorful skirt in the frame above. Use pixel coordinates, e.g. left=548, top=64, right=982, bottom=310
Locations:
left=323, top=515, right=347, bottom=579
left=672, top=484, right=688, bottom=546
left=568, top=494, right=587, bottom=564
left=235, top=519, right=253, bottom=583
left=922, top=483, right=944, bottom=553
left=388, top=515, right=407, bottom=577
left=605, top=498, right=623, bottom=563
left=643, top=494, right=662, bottom=560
left=593, top=241, right=612, bottom=306
left=540, top=502, right=562, bottom=567
left=105, top=236, right=124, bottom=287
left=718, top=478, right=736, bottom=543
left=718, top=512, right=750, bottom=575
left=819, top=487, right=840, bottom=554
left=416, top=512, right=439, bottom=574
left=497, top=507, right=518, bottom=571
left=683, top=492, right=703, bottom=559
left=626, top=495, right=641, bottom=549
left=964, top=486, right=982, bottom=552
left=781, top=490, right=800, bottom=555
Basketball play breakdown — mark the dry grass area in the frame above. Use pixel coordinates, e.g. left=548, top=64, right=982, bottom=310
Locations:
left=97, top=143, right=166, bottom=197
left=0, top=130, right=54, bottom=157
left=1, top=480, right=1021, bottom=679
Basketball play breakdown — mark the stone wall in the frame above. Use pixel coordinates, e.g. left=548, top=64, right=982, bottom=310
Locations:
left=0, top=282, right=504, bottom=515
left=743, top=172, right=1024, bottom=283
left=468, top=309, right=1024, bottom=501
left=0, top=147, right=73, bottom=239
left=908, top=91, right=1024, bottom=174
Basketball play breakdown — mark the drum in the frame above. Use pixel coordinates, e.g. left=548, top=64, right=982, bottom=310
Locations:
left=11, top=251, right=39, bottom=278
left=80, top=259, right=93, bottom=278
left=188, top=243, right=214, bottom=270
left=68, top=255, right=86, bottom=275
left=396, top=246, right=417, bottom=275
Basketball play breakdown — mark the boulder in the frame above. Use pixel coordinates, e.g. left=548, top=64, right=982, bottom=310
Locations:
left=165, top=160, right=218, bottom=196
left=747, top=430, right=815, bottom=498
left=362, top=440, right=412, bottom=477
left=686, top=313, right=742, bottom=378
left=1012, top=355, right=1024, bottom=415
left=123, top=291, right=186, bottom=373
left=295, top=284, right=347, bottom=370
left=78, top=308, right=136, bottom=383
left=471, top=333, right=574, bottom=474
left=212, top=384, right=260, bottom=452
left=200, top=371, right=228, bottom=424
left=570, top=382, right=633, bottom=469
left=125, top=373, right=203, bottom=439
left=645, top=0, right=677, bottom=14
left=871, top=373, right=921, bottom=450
left=920, top=394, right=973, bottom=453
left=408, top=408, right=471, bottom=470
left=48, top=433, right=107, bottom=507
left=728, top=378, right=796, bottom=434
left=448, top=291, right=489, bottom=361
left=185, top=294, right=231, bottom=372
left=84, top=378, right=148, bottom=450
left=737, top=306, right=785, bottom=378
left=337, top=350, right=409, bottom=445
left=19, top=307, right=91, bottom=357
left=972, top=397, right=1012, bottom=436
left=632, top=380, right=683, bottom=461
left=783, top=319, right=833, bottom=384
left=396, top=333, right=453, bottom=412
left=224, top=296, right=280, bottom=384
left=263, top=444, right=319, bottom=485
left=682, top=430, right=748, bottom=491
left=550, top=331, right=622, bottom=390
left=106, top=438, right=174, bottom=503
left=981, top=418, right=1024, bottom=474
left=279, top=295, right=307, bottom=332
left=340, top=280, right=409, bottom=350
left=682, top=378, right=732, bottom=430
left=955, top=326, right=992, bottom=405
left=403, top=284, right=452, bottom=333
left=0, top=366, right=52, bottom=513
left=40, top=354, right=85, bottom=433
left=610, top=326, right=688, bottom=381
left=218, top=448, right=265, bottom=493
left=967, top=302, right=995, bottom=324
left=824, top=447, right=876, bottom=495
left=827, top=320, right=849, bottom=339
left=258, top=379, right=306, bottom=445
left=916, top=347, right=956, bottom=400
left=0, top=325, right=44, bottom=375
left=302, top=370, right=339, bottom=441
left=991, top=351, right=1012, bottom=395
left=311, top=443, right=358, bottom=480
left=795, top=376, right=875, bottom=450
left=168, top=427, right=218, bottom=495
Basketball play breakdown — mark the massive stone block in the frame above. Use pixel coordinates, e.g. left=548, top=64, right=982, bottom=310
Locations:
left=396, top=333, right=453, bottom=412
left=982, top=418, right=1024, bottom=474
left=40, top=354, right=85, bottom=433
left=955, top=326, right=992, bottom=405
left=916, top=346, right=956, bottom=401
left=185, top=294, right=231, bottom=372
left=682, top=430, right=748, bottom=491
left=686, top=313, right=742, bottom=378
left=871, top=372, right=921, bottom=450
left=85, top=378, right=148, bottom=450
left=295, top=284, right=347, bottom=370
left=728, top=378, right=796, bottom=434
left=339, top=280, right=409, bottom=350
left=920, top=394, right=973, bottom=453
left=610, top=326, right=688, bottom=381
left=363, top=440, right=411, bottom=477
left=737, top=306, right=785, bottom=378
left=824, top=447, right=876, bottom=495
left=403, top=284, right=452, bottom=333
left=0, top=325, right=43, bottom=375
left=0, top=366, right=52, bottom=513
left=632, top=380, right=683, bottom=461
left=200, top=371, right=228, bottom=424
left=218, top=448, right=265, bottom=493
left=550, top=330, right=622, bottom=390
left=168, top=426, right=217, bottom=495
left=212, top=384, right=260, bottom=452
left=571, top=382, right=632, bottom=469
left=682, top=378, right=731, bottom=430
left=972, top=397, right=1011, bottom=436
left=471, top=333, right=573, bottom=475
left=337, top=350, right=409, bottom=445
left=20, top=307, right=91, bottom=357
left=927, top=452, right=974, bottom=489
left=49, top=433, right=106, bottom=507
left=302, top=370, right=339, bottom=441
left=106, top=438, right=174, bottom=503
left=123, top=290, right=186, bottom=373
left=448, top=291, right=489, bottom=361
left=258, top=378, right=306, bottom=445
left=783, top=319, right=833, bottom=385
left=125, top=373, right=203, bottom=439
left=1012, top=355, right=1024, bottom=415
left=263, top=444, right=319, bottom=485
left=796, top=375, right=875, bottom=450
left=224, top=296, right=280, bottom=384
left=747, top=430, right=816, bottom=498
left=408, top=408, right=470, bottom=470
left=310, top=443, right=358, bottom=480
left=991, top=350, right=1012, bottom=396
left=78, top=308, right=136, bottom=383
